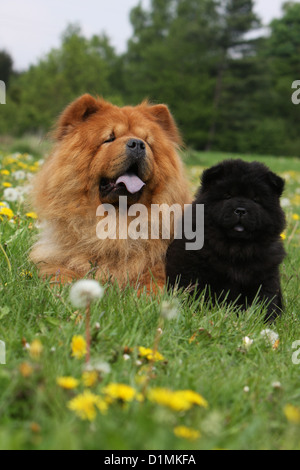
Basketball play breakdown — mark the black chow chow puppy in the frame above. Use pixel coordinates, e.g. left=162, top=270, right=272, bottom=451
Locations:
left=166, top=159, right=286, bottom=321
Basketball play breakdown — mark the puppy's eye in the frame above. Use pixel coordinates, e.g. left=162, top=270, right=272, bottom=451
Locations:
left=253, top=196, right=260, bottom=203
left=103, top=133, right=115, bottom=144
left=224, top=193, right=232, bottom=200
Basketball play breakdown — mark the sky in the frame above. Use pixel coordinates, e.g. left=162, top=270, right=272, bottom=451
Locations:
left=0, top=0, right=296, bottom=71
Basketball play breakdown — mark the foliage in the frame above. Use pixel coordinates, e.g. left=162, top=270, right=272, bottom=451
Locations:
left=0, top=1, right=300, bottom=157
left=0, top=147, right=300, bottom=449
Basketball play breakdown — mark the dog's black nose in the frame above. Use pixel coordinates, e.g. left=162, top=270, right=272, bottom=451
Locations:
left=234, top=207, right=247, bottom=216
left=126, top=139, right=146, bottom=158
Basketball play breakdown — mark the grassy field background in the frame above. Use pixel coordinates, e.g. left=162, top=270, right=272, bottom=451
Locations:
left=0, top=137, right=300, bottom=450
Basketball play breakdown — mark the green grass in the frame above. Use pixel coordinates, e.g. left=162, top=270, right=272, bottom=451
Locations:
left=0, top=146, right=300, bottom=450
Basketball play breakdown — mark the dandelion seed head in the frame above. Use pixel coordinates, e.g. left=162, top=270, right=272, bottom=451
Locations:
left=242, top=336, right=253, bottom=349
left=12, top=170, right=26, bottom=180
left=69, top=280, right=104, bottom=308
left=3, top=187, right=22, bottom=202
left=160, top=299, right=180, bottom=320
left=260, top=328, right=279, bottom=346
left=84, top=359, right=111, bottom=374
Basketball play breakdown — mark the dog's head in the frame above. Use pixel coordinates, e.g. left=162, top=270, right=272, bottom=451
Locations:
left=197, top=159, right=286, bottom=240
left=46, top=94, right=183, bottom=210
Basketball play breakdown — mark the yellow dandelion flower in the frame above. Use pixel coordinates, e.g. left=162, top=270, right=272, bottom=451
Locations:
left=0, top=170, right=10, bottom=176
left=0, top=207, right=14, bottom=219
left=292, top=214, right=300, bottom=221
left=176, top=390, right=209, bottom=409
left=82, top=370, right=98, bottom=387
left=28, top=165, right=39, bottom=172
left=291, top=195, right=300, bottom=206
left=148, top=388, right=186, bottom=411
left=2, top=182, right=12, bottom=188
left=29, top=339, right=43, bottom=359
left=19, top=362, right=34, bottom=378
left=17, top=162, right=29, bottom=169
left=68, top=390, right=108, bottom=421
left=138, top=346, right=165, bottom=362
left=284, top=404, right=300, bottom=424
left=280, top=233, right=286, bottom=240
left=56, top=376, right=80, bottom=390
left=71, top=335, right=87, bottom=359
left=2, top=157, right=16, bottom=165
left=148, top=387, right=208, bottom=411
left=25, top=212, right=38, bottom=219
left=103, top=383, right=141, bottom=403
left=174, top=426, right=201, bottom=441
left=20, top=270, right=33, bottom=279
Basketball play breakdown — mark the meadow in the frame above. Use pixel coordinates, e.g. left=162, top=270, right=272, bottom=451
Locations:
left=0, top=137, right=300, bottom=450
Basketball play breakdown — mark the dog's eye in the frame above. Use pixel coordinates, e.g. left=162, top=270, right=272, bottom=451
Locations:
left=224, top=193, right=232, bottom=200
left=103, top=133, right=115, bottom=144
left=253, top=196, right=260, bottom=203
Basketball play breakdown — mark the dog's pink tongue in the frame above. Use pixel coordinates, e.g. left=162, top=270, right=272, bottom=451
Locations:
left=116, top=173, right=145, bottom=194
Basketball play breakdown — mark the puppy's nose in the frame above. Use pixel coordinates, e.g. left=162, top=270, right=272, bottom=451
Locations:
left=234, top=207, right=247, bottom=216
left=126, top=139, right=146, bottom=158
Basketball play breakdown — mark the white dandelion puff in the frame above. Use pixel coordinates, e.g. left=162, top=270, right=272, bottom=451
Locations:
left=281, top=198, right=291, bottom=208
left=12, top=170, right=26, bottom=180
left=271, top=381, right=282, bottom=389
left=160, top=299, right=180, bottom=320
left=3, top=187, right=22, bottom=202
left=242, top=336, right=254, bottom=349
left=84, top=359, right=111, bottom=374
left=69, top=279, right=104, bottom=308
left=260, top=328, right=279, bottom=346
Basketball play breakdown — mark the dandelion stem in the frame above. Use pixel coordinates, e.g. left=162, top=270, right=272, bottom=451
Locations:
left=142, top=317, right=164, bottom=397
left=287, top=220, right=299, bottom=247
left=85, top=301, right=91, bottom=363
left=0, top=242, right=12, bottom=273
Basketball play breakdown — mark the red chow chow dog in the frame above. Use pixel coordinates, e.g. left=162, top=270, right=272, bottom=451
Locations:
left=30, top=94, right=191, bottom=290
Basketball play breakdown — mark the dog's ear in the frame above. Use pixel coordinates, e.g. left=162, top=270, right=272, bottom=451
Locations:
left=265, top=171, right=285, bottom=197
left=201, top=164, right=224, bottom=191
left=55, top=94, right=101, bottom=140
left=146, top=104, right=182, bottom=146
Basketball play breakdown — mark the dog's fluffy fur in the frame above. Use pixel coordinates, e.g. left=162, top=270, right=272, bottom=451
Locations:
left=30, top=94, right=191, bottom=289
left=166, top=159, right=286, bottom=321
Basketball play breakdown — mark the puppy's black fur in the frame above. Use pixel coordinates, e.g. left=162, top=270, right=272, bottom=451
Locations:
left=166, top=159, right=286, bottom=321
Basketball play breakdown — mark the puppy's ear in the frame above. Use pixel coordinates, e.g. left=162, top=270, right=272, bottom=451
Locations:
left=55, top=94, right=101, bottom=140
left=266, top=171, right=285, bottom=196
left=201, top=164, right=224, bottom=191
left=146, top=104, right=182, bottom=146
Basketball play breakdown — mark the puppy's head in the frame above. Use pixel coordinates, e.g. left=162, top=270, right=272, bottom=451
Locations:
left=198, top=159, right=286, bottom=240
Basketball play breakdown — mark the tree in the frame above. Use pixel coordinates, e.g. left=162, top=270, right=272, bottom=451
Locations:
left=205, top=0, right=261, bottom=150
left=251, top=1, right=300, bottom=156
left=124, top=0, right=221, bottom=147
left=5, top=25, right=121, bottom=135
left=0, top=50, right=13, bottom=85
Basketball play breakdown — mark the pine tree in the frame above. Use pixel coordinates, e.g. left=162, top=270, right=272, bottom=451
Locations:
left=205, top=0, right=261, bottom=151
